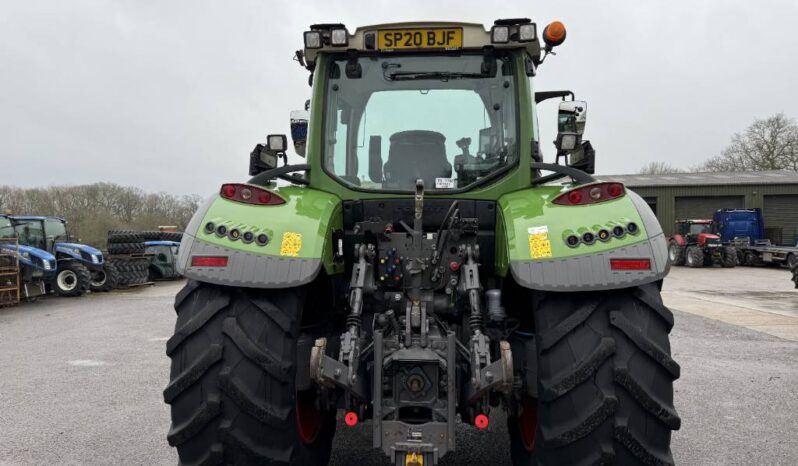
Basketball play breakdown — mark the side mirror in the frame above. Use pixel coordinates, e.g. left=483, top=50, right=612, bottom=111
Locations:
left=368, top=136, right=383, bottom=183
left=557, top=100, right=586, bottom=135
left=248, top=134, right=287, bottom=176
left=290, top=110, right=308, bottom=158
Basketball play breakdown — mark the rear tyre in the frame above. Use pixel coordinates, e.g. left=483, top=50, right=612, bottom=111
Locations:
left=90, top=263, right=119, bottom=292
left=54, top=261, right=91, bottom=297
left=530, top=283, right=680, bottom=465
left=685, top=246, right=704, bottom=268
left=667, top=241, right=684, bottom=266
left=721, top=246, right=737, bottom=268
left=164, top=281, right=336, bottom=465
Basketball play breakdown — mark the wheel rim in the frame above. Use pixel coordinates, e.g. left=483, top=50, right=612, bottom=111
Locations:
left=518, top=397, right=538, bottom=452
left=91, top=270, right=107, bottom=287
left=686, top=251, right=694, bottom=266
left=57, top=270, right=78, bottom=291
left=669, top=244, right=678, bottom=262
left=296, top=389, right=322, bottom=444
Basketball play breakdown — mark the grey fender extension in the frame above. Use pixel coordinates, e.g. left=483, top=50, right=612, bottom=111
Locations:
left=177, top=234, right=321, bottom=288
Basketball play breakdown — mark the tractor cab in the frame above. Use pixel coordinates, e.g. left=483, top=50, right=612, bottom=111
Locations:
left=144, top=240, right=181, bottom=280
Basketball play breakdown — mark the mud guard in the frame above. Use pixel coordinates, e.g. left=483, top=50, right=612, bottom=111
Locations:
left=176, top=186, right=343, bottom=288
left=497, top=187, right=669, bottom=291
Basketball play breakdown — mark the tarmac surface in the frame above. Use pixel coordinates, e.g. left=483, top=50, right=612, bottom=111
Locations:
left=0, top=266, right=797, bottom=465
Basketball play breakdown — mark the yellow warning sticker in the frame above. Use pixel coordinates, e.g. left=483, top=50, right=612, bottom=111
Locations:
left=280, top=232, right=303, bottom=257
left=528, top=226, right=553, bottom=259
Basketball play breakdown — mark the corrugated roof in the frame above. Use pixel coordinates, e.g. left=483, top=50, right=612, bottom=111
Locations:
left=598, top=170, right=798, bottom=187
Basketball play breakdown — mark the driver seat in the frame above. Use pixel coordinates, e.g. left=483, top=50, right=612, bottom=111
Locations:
left=383, top=130, right=452, bottom=188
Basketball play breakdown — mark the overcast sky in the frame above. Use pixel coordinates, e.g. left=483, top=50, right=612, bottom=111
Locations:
left=2, top=0, right=797, bottom=195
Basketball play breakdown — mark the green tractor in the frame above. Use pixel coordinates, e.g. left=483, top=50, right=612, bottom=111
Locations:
left=165, top=19, right=679, bottom=466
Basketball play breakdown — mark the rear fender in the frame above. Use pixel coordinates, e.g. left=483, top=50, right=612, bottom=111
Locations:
left=177, top=185, right=343, bottom=288
left=497, top=186, right=669, bottom=291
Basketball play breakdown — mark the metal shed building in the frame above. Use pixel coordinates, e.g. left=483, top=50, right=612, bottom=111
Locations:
left=599, top=170, right=798, bottom=245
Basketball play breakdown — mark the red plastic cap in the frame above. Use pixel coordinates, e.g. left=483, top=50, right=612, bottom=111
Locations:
left=344, top=411, right=358, bottom=427
left=475, top=414, right=489, bottom=430
left=449, top=261, right=461, bottom=271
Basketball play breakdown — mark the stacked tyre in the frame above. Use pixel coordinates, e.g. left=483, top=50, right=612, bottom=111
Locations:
left=110, top=256, right=151, bottom=286
left=140, top=231, right=183, bottom=242
left=107, top=231, right=149, bottom=287
left=107, top=230, right=145, bottom=255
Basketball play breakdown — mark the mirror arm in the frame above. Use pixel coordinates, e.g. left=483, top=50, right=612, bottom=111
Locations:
left=530, top=162, right=595, bottom=186
left=535, top=90, right=574, bottom=104
left=248, top=164, right=311, bottom=186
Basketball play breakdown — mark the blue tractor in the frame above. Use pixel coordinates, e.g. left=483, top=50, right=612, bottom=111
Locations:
left=0, top=214, right=58, bottom=299
left=9, top=216, right=112, bottom=296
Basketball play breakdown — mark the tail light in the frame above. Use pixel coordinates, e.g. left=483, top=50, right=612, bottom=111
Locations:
left=553, top=182, right=625, bottom=206
left=610, top=258, right=651, bottom=270
left=220, top=183, right=285, bottom=206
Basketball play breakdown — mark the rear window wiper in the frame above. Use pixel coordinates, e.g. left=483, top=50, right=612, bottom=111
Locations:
left=386, top=71, right=488, bottom=82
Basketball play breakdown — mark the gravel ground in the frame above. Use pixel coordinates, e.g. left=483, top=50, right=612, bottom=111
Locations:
left=0, top=276, right=796, bottom=465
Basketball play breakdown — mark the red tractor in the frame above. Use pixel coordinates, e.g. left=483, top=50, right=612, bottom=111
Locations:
left=668, top=219, right=737, bottom=268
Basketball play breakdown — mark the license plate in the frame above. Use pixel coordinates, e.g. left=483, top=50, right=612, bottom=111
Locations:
left=377, top=28, right=463, bottom=50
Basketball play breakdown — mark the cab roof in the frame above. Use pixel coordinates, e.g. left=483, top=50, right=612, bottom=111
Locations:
left=300, top=19, right=542, bottom=69
left=10, top=215, right=65, bottom=222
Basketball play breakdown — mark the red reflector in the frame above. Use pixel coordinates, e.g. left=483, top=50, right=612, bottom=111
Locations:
left=344, top=411, right=358, bottom=427
left=191, top=256, right=229, bottom=267
left=449, top=261, right=461, bottom=271
left=475, top=414, right=489, bottom=430
left=610, top=259, right=651, bottom=270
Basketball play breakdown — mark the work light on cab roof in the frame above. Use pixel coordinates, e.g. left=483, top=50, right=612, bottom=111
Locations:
left=298, top=18, right=568, bottom=74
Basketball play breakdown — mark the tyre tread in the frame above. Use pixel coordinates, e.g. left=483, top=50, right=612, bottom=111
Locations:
left=163, top=344, right=223, bottom=403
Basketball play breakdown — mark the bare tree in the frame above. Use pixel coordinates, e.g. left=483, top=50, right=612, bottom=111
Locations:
left=0, top=183, right=201, bottom=247
left=702, top=113, right=798, bottom=172
left=637, top=161, right=684, bottom=174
